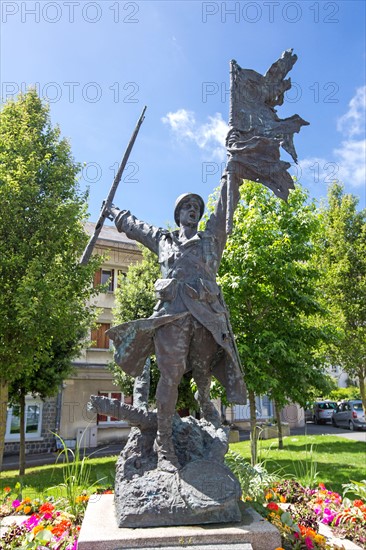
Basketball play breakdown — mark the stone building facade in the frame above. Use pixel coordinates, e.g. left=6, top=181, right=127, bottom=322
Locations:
left=4, top=396, right=59, bottom=455
left=4, top=222, right=142, bottom=456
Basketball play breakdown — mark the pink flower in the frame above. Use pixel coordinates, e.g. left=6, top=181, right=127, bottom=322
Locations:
left=334, top=515, right=341, bottom=526
left=12, top=499, right=21, bottom=508
left=23, top=514, right=40, bottom=530
left=313, top=504, right=322, bottom=515
left=305, top=536, right=314, bottom=549
left=65, top=538, right=78, bottom=550
left=322, top=507, right=336, bottom=524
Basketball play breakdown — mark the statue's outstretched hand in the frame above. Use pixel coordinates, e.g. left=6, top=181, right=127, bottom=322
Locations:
left=103, top=202, right=120, bottom=221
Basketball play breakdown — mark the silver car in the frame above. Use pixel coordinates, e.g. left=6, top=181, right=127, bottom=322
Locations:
left=332, top=400, right=366, bottom=431
left=305, top=401, right=337, bottom=424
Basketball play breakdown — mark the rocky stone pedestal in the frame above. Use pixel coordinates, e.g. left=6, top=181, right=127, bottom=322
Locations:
left=115, top=458, right=241, bottom=527
left=113, top=414, right=242, bottom=528
left=89, top=397, right=261, bottom=534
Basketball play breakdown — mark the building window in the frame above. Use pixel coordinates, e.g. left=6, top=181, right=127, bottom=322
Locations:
left=232, top=395, right=273, bottom=421
left=6, top=398, right=43, bottom=441
left=91, top=323, right=111, bottom=349
left=101, top=269, right=114, bottom=292
left=93, top=269, right=115, bottom=292
left=97, top=391, right=132, bottom=424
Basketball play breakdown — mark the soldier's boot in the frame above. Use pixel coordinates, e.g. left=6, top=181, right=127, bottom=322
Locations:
left=200, top=400, right=222, bottom=429
left=153, top=421, right=180, bottom=473
left=195, top=382, right=222, bottom=429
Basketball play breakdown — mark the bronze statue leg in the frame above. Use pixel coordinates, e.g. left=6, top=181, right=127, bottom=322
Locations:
left=189, top=321, right=221, bottom=428
left=154, top=317, right=192, bottom=471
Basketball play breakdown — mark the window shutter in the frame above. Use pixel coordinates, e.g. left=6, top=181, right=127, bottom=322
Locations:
left=93, top=269, right=102, bottom=288
left=110, top=269, right=115, bottom=292
left=91, top=323, right=111, bottom=349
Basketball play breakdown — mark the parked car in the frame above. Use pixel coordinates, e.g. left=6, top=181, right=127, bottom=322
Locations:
left=305, top=401, right=337, bottom=424
left=332, top=400, right=366, bottom=431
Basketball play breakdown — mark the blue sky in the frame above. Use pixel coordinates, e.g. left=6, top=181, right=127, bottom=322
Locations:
left=1, top=0, right=365, bottom=227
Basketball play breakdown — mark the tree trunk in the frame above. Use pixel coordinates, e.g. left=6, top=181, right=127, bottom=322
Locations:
left=274, top=401, right=284, bottom=450
left=0, top=378, right=9, bottom=471
left=248, top=389, right=258, bottom=466
left=358, top=370, right=366, bottom=415
left=19, top=390, right=26, bottom=476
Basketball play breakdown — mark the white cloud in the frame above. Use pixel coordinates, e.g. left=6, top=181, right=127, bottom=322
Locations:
left=334, top=139, right=366, bottom=187
left=334, top=86, right=366, bottom=188
left=300, top=87, right=366, bottom=190
left=337, top=85, right=366, bottom=138
left=295, top=157, right=331, bottom=188
left=162, top=109, right=196, bottom=139
left=162, top=109, right=227, bottom=161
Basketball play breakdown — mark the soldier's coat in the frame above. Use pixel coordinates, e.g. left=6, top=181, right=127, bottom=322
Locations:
left=107, top=176, right=245, bottom=404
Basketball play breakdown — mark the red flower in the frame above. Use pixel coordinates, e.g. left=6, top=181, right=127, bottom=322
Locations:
left=39, top=502, right=55, bottom=515
left=267, top=502, right=280, bottom=511
left=52, top=519, right=71, bottom=537
left=354, top=499, right=364, bottom=508
left=3, top=487, right=11, bottom=493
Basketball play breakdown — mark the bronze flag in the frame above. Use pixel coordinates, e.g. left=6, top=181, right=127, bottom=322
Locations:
left=225, top=49, right=309, bottom=231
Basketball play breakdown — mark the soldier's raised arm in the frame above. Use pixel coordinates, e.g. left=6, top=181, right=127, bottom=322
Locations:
left=108, top=205, right=163, bottom=256
left=204, top=165, right=242, bottom=259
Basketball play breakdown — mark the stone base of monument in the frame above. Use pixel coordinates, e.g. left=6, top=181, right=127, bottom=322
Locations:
left=112, top=416, right=244, bottom=528
left=78, top=494, right=281, bottom=550
left=115, top=458, right=241, bottom=527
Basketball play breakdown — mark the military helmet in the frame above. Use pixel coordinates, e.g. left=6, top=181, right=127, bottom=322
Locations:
left=174, top=193, right=205, bottom=226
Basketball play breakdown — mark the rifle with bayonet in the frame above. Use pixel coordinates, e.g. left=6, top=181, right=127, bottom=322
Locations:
left=80, top=105, right=147, bottom=265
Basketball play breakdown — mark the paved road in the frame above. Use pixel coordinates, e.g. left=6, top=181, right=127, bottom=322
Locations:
left=2, top=443, right=124, bottom=472
left=292, top=421, right=366, bottom=442
left=2, top=423, right=365, bottom=472
left=237, top=422, right=366, bottom=442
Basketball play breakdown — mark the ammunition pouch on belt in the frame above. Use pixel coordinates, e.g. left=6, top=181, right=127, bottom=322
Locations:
left=154, top=278, right=178, bottom=302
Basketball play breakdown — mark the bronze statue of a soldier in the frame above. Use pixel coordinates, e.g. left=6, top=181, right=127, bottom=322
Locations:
left=107, top=172, right=245, bottom=471
left=90, top=49, right=308, bottom=474
left=84, top=50, right=309, bottom=528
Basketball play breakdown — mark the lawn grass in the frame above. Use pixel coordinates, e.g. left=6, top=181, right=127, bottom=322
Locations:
left=1, top=435, right=365, bottom=500
left=230, top=434, right=366, bottom=495
left=0, top=455, right=117, bottom=501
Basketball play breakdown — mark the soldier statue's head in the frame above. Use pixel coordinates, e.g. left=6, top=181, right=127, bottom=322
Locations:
left=174, top=193, right=205, bottom=227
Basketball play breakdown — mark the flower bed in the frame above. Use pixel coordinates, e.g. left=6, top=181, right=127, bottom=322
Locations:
left=0, top=486, right=112, bottom=549
left=2, top=481, right=365, bottom=549
left=262, top=481, right=366, bottom=549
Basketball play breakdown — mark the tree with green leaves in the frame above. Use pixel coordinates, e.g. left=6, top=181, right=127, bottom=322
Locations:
left=0, top=90, right=100, bottom=471
left=317, top=183, right=366, bottom=413
left=218, top=181, right=332, bottom=461
left=110, top=246, right=160, bottom=399
left=9, top=326, right=93, bottom=475
left=110, top=246, right=198, bottom=412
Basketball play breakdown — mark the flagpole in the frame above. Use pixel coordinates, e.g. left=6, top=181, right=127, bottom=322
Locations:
left=226, top=60, right=237, bottom=234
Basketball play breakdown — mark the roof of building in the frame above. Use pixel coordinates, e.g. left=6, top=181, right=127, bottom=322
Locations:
left=84, top=221, right=137, bottom=246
